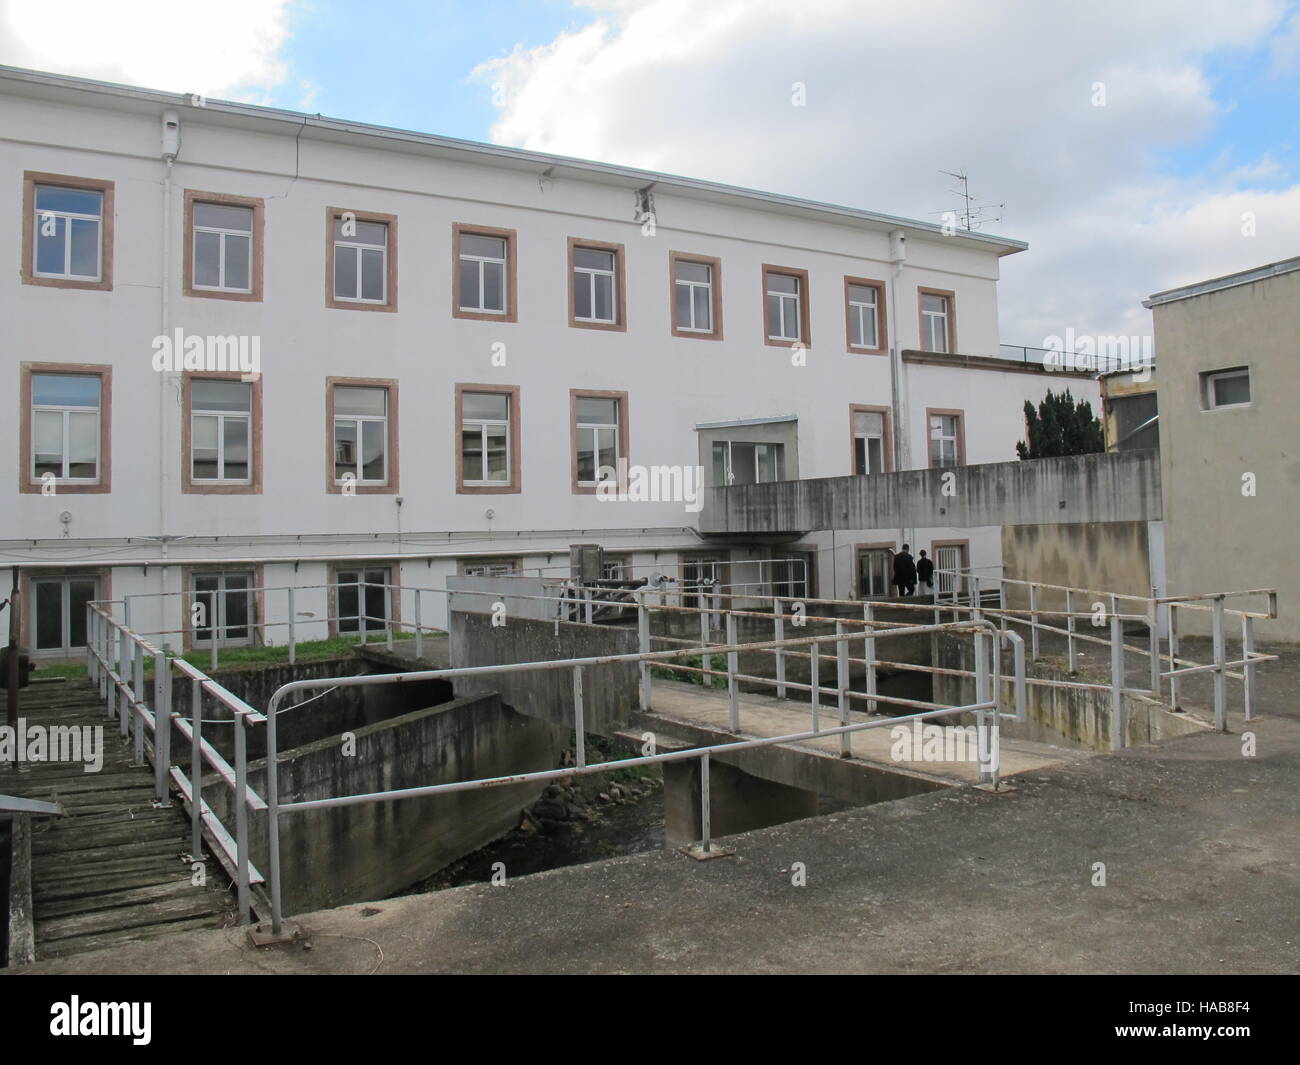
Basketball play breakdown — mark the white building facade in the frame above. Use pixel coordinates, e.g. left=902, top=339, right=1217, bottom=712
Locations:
left=0, top=66, right=1098, bottom=656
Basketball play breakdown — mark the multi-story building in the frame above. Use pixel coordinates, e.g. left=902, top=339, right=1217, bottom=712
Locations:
left=1143, top=256, right=1300, bottom=641
left=1, top=65, right=1097, bottom=657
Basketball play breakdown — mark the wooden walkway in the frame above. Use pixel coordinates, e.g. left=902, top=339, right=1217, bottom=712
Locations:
left=2, top=678, right=235, bottom=960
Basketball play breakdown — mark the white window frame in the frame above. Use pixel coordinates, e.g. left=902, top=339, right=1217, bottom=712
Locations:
left=459, top=235, right=508, bottom=314
left=1201, top=367, right=1251, bottom=410
left=336, top=567, right=392, bottom=635
left=30, top=375, right=100, bottom=484
left=854, top=416, right=886, bottom=475
left=191, top=383, right=252, bottom=484
left=33, top=185, right=103, bottom=282
left=713, top=440, right=783, bottom=486
left=922, top=294, right=951, bottom=353
left=674, top=261, right=714, bottom=332
left=333, top=388, right=389, bottom=485
left=929, top=413, right=960, bottom=468
left=333, top=223, right=388, bottom=304
left=574, top=249, right=617, bottom=324
left=192, top=204, right=254, bottom=293
left=576, top=402, right=620, bottom=486
left=461, top=392, right=511, bottom=486
left=463, top=560, right=520, bottom=578
left=767, top=275, right=802, bottom=341
left=31, top=574, right=100, bottom=654
left=848, top=285, right=879, bottom=348
left=191, top=571, right=254, bottom=648
left=857, top=549, right=893, bottom=598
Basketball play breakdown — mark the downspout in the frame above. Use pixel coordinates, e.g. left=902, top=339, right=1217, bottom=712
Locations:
left=160, top=110, right=181, bottom=645
left=886, top=229, right=910, bottom=548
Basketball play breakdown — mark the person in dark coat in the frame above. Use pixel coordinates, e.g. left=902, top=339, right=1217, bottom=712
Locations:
left=893, top=544, right=917, bottom=596
left=916, top=549, right=935, bottom=595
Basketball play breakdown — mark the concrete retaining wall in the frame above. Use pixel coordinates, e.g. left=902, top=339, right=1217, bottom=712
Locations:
left=1001, top=521, right=1152, bottom=616
left=206, top=691, right=566, bottom=914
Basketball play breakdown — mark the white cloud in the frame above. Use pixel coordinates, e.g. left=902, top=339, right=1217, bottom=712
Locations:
left=475, top=0, right=1299, bottom=342
left=0, top=0, right=292, bottom=101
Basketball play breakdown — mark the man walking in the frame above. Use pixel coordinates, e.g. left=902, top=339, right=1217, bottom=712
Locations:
left=916, top=549, right=935, bottom=596
left=893, top=543, right=917, bottom=597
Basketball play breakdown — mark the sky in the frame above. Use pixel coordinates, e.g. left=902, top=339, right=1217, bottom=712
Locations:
left=3, top=0, right=1299, bottom=347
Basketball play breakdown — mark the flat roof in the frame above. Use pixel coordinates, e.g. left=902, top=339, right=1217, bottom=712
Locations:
left=1143, top=255, right=1300, bottom=308
left=0, top=64, right=1028, bottom=257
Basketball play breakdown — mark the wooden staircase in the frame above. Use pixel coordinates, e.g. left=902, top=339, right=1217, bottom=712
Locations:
left=2, top=677, right=235, bottom=960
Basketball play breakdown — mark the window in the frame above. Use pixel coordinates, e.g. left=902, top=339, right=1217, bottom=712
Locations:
left=671, top=253, right=722, bottom=338
left=851, top=406, right=891, bottom=475
left=569, top=239, right=626, bottom=329
left=185, top=192, right=263, bottom=299
left=191, top=571, right=255, bottom=647
left=919, top=289, right=955, bottom=353
left=22, top=173, right=113, bottom=290
left=186, top=377, right=257, bottom=489
left=601, top=555, right=631, bottom=580
left=461, top=558, right=522, bottom=578
left=845, top=278, right=886, bottom=352
left=763, top=266, right=810, bottom=346
left=856, top=547, right=893, bottom=598
left=327, top=209, right=397, bottom=310
left=335, top=567, right=392, bottom=636
left=711, top=441, right=784, bottom=485
left=932, top=542, right=969, bottom=600
left=327, top=379, right=398, bottom=493
left=28, top=371, right=102, bottom=485
left=31, top=575, right=100, bottom=654
left=572, top=391, right=628, bottom=491
left=454, top=225, right=517, bottom=320
left=457, top=385, right=520, bottom=492
left=927, top=409, right=965, bottom=468
left=1201, top=367, right=1251, bottom=410
left=682, top=555, right=726, bottom=610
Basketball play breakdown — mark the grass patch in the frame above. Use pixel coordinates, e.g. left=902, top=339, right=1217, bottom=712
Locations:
left=650, top=653, right=728, bottom=690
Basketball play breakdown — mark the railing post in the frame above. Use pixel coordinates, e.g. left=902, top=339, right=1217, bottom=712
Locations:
left=268, top=696, right=283, bottom=936
left=86, top=605, right=97, bottom=686
left=233, top=711, right=251, bottom=924
left=152, top=652, right=170, bottom=802
left=123, top=594, right=131, bottom=630
left=773, top=597, right=786, bottom=700
left=210, top=591, right=220, bottom=671
left=1212, top=595, right=1227, bottom=731
left=1028, top=583, right=1040, bottom=662
left=809, top=634, right=820, bottom=733
left=1110, top=612, right=1126, bottom=750
left=1168, top=603, right=1180, bottom=710
left=971, top=575, right=982, bottom=623
left=975, top=627, right=992, bottom=785
left=1147, top=587, right=1160, bottom=697
left=287, top=587, right=296, bottom=666
left=863, top=603, right=877, bottom=715
left=414, top=589, right=423, bottom=661
left=997, top=581, right=1008, bottom=633
left=573, top=665, right=586, bottom=768
left=191, top=676, right=203, bottom=860
left=1065, top=589, right=1077, bottom=671
left=386, top=583, right=395, bottom=650
left=637, top=591, right=652, bottom=711
left=699, top=593, right=710, bottom=646
left=699, top=752, right=712, bottom=854
left=725, top=611, right=739, bottom=731
left=836, top=623, right=850, bottom=758
left=1242, top=614, right=1257, bottom=722
left=133, top=641, right=145, bottom=765
left=118, top=628, right=130, bottom=735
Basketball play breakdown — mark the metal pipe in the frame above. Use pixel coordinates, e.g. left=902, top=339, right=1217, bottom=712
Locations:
left=726, top=611, right=739, bottom=731
left=836, top=623, right=850, bottom=758
left=1242, top=614, right=1257, bottom=722
left=191, top=675, right=203, bottom=859
left=233, top=712, right=251, bottom=923
left=773, top=597, right=786, bottom=699
left=1110, top=612, right=1125, bottom=750
left=1213, top=595, right=1227, bottom=731
left=700, top=752, right=711, bottom=853
left=573, top=665, right=585, bottom=768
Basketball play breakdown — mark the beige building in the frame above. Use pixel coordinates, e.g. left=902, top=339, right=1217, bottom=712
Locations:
left=1143, top=256, right=1300, bottom=641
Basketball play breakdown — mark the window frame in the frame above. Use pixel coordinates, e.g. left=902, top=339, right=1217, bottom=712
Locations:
left=181, top=372, right=262, bottom=494
left=762, top=265, right=811, bottom=348
left=19, top=362, right=112, bottom=494
left=567, top=237, right=627, bottom=331
left=457, top=557, right=523, bottom=578
left=455, top=382, right=522, bottom=494
left=930, top=539, right=971, bottom=600
left=182, top=566, right=263, bottom=651
left=1200, top=366, right=1252, bottom=411
left=183, top=190, right=264, bottom=301
left=28, top=572, right=104, bottom=656
left=21, top=171, right=114, bottom=291
left=854, top=542, right=896, bottom=599
left=570, top=388, right=630, bottom=493
left=925, top=407, right=967, bottom=468
left=669, top=251, right=724, bottom=339
left=325, top=207, right=398, bottom=312
left=452, top=223, right=518, bottom=322
left=325, top=377, right=400, bottom=494
left=918, top=287, right=957, bottom=354
left=844, top=276, right=887, bottom=355
left=711, top=439, right=785, bottom=486
left=329, top=562, right=399, bottom=638
left=849, top=403, right=894, bottom=475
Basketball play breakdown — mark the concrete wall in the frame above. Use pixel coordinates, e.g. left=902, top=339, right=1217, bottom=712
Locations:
left=1150, top=269, right=1300, bottom=641
left=1000, top=521, right=1152, bottom=616
left=933, top=634, right=1210, bottom=750
left=702, top=450, right=1163, bottom=535
left=206, top=692, right=565, bottom=914
left=448, top=611, right=640, bottom=734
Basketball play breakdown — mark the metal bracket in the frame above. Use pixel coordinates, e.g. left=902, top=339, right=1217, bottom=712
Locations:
left=247, top=918, right=305, bottom=947
left=681, top=843, right=735, bottom=861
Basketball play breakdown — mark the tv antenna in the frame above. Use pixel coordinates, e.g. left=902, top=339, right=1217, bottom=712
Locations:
left=933, top=169, right=1004, bottom=232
